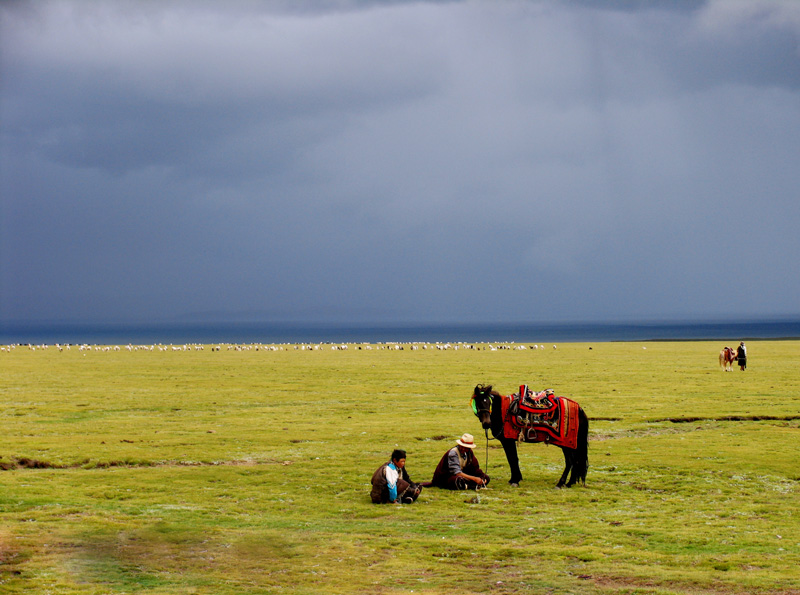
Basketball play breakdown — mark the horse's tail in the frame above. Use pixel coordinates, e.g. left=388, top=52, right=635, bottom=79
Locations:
left=574, top=407, right=589, bottom=484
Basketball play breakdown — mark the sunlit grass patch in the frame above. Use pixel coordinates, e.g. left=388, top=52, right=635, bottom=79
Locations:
left=1, top=340, right=799, bottom=594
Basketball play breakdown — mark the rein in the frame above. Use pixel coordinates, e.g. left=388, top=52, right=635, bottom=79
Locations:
left=472, top=395, right=496, bottom=486
left=484, top=427, right=490, bottom=477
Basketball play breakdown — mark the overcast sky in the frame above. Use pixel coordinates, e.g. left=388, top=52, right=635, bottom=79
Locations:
left=2, top=0, right=799, bottom=326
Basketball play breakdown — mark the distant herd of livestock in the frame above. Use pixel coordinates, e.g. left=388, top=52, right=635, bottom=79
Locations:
left=2, top=342, right=559, bottom=353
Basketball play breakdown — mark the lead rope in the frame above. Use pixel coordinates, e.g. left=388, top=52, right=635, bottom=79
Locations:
left=482, top=427, right=490, bottom=490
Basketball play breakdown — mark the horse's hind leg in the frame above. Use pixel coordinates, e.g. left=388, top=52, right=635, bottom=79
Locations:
left=566, top=451, right=582, bottom=487
left=567, top=408, right=589, bottom=487
left=556, top=449, right=571, bottom=488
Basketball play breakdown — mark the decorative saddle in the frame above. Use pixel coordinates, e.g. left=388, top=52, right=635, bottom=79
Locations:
left=502, top=384, right=580, bottom=449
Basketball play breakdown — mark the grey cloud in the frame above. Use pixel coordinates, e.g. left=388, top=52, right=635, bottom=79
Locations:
left=3, top=1, right=445, bottom=178
left=2, top=0, right=799, bottom=325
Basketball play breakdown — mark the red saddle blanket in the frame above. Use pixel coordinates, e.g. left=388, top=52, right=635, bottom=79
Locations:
left=500, top=387, right=580, bottom=450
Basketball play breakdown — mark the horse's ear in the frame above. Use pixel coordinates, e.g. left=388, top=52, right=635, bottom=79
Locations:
left=474, top=384, right=493, bottom=397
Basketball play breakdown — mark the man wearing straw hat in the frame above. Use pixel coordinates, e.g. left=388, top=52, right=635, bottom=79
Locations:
left=429, top=433, right=490, bottom=490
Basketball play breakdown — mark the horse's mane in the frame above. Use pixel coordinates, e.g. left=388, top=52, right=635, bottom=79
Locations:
left=474, top=384, right=503, bottom=398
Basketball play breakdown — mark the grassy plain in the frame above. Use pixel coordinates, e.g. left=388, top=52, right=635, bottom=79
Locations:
left=1, top=339, right=799, bottom=594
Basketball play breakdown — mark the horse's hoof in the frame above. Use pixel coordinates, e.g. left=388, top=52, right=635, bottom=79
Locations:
left=509, top=482, right=519, bottom=488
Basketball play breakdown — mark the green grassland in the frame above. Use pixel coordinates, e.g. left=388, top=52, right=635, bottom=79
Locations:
left=1, top=340, right=798, bottom=594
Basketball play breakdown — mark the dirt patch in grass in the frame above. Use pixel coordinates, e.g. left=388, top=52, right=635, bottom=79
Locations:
left=0, top=533, right=29, bottom=579
left=653, top=415, right=800, bottom=423
left=589, top=574, right=800, bottom=595
left=0, top=457, right=290, bottom=471
left=1, top=457, right=68, bottom=470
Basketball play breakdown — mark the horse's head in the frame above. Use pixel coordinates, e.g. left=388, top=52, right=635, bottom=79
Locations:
left=471, top=384, right=494, bottom=430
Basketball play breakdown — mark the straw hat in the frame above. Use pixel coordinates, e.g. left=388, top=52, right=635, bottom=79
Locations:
left=457, top=433, right=476, bottom=449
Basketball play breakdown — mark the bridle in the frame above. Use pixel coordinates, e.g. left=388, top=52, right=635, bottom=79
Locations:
left=471, top=393, right=492, bottom=419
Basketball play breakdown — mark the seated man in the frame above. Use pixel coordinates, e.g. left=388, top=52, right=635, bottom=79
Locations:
left=430, top=433, right=490, bottom=490
left=370, top=449, right=422, bottom=504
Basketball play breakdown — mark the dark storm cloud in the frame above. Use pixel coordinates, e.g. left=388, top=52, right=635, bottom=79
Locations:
left=2, top=0, right=799, bottom=324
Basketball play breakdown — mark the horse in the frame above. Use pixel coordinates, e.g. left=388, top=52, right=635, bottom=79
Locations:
left=471, top=384, right=589, bottom=488
left=719, top=346, right=737, bottom=371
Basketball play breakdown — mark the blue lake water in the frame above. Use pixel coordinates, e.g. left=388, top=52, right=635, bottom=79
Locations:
left=2, top=318, right=799, bottom=345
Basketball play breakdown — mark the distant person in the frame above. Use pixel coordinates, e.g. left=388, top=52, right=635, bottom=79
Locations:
left=737, top=341, right=747, bottom=371
left=430, top=433, right=490, bottom=490
left=370, top=449, right=422, bottom=504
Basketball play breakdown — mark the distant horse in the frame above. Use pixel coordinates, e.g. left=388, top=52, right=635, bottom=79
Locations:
left=471, top=384, right=589, bottom=488
left=719, top=347, right=737, bottom=371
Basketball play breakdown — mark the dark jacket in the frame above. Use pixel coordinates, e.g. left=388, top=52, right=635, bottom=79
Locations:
left=431, top=447, right=488, bottom=489
left=370, top=461, right=412, bottom=504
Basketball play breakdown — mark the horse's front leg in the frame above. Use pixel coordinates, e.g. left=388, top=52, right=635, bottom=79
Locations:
left=500, top=438, right=523, bottom=486
left=556, top=448, right=572, bottom=488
